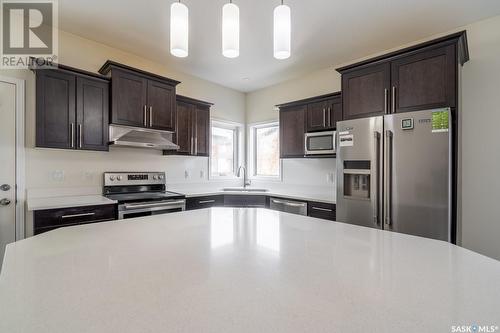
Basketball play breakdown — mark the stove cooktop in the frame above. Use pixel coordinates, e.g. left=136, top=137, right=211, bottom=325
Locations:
left=105, top=191, right=185, bottom=204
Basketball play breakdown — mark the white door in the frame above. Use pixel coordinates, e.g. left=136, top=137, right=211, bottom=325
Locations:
left=0, top=79, right=17, bottom=267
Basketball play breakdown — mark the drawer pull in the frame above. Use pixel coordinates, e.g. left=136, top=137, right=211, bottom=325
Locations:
left=199, top=200, right=216, bottom=204
left=312, top=207, right=333, bottom=212
left=61, top=212, right=95, bottom=219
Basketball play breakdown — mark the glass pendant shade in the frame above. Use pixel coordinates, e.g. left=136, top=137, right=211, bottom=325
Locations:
left=222, top=3, right=240, bottom=58
left=170, top=2, right=189, bottom=58
left=273, top=4, right=291, bottom=59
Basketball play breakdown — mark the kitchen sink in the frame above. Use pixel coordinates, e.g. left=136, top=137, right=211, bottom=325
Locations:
left=222, top=188, right=268, bottom=193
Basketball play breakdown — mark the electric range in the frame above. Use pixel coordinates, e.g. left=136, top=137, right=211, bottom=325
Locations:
left=103, top=172, right=186, bottom=219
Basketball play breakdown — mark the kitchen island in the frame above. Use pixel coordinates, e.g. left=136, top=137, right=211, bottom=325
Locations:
left=1, top=208, right=499, bottom=333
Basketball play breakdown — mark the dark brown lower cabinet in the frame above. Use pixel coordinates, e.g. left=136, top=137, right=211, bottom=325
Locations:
left=307, top=201, right=336, bottom=221
left=34, top=204, right=117, bottom=235
left=186, top=195, right=224, bottom=210
left=223, top=195, right=267, bottom=208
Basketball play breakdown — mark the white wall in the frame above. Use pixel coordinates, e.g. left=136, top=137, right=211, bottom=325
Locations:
left=245, top=15, right=500, bottom=260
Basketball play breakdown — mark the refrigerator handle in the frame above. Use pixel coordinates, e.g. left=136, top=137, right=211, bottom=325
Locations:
left=373, top=131, right=381, bottom=225
left=384, top=130, right=393, bottom=226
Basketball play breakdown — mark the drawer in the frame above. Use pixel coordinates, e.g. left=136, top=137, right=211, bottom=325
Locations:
left=307, top=201, right=336, bottom=221
left=224, top=195, right=267, bottom=208
left=34, top=204, right=117, bottom=230
left=186, top=195, right=224, bottom=210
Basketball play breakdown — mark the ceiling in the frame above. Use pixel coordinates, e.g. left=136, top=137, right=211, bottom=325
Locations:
left=58, top=0, right=500, bottom=92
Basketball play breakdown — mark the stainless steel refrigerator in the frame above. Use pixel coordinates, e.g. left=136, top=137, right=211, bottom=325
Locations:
left=336, top=108, right=452, bottom=242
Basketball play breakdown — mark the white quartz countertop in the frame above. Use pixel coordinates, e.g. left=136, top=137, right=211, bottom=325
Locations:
left=27, top=195, right=117, bottom=211
left=1, top=208, right=499, bottom=333
left=177, top=188, right=336, bottom=204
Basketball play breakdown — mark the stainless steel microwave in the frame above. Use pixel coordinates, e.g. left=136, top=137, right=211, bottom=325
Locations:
left=305, top=131, right=336, bottom=155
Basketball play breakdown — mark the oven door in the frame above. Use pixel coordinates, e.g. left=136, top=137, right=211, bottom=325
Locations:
left=305, top=131, right=336, bottom=155
left=118, top=199, right=186, bottom=220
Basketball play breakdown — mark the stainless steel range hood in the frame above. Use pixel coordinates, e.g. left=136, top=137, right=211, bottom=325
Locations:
left=109, top=124, right=179, bottom=150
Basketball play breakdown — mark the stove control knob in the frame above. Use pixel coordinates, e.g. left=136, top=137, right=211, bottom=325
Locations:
left=109, top=176, right=115, bottom=181
left=117, top=176, right=122, bottom=181
left=159, top=175, right=164, bottom=180
left=153, top=175, right=158, bottom=180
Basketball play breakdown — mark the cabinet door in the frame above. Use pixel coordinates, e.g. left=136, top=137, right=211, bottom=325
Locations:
left=327, top=97, right=343, bottom=129
left=391, top=44, right=456, bottom=113
left=36, top=70, right=76, bottom=149
left=342, top=63, right=391, bottom=120
left=308, top=201, right=336, bottom=221
left=111, top=69, right=147, bottom=127
left=174, top=101, right=193, bottom=155
left=306, top=101, right=328, bottom=132
left=76, top=77, right=109, bottom=151
left=194, top=106, right=210, bottom=156
left=147, top=80, right=176, bottom=131
left=186, top=195, right=224, bottom=210
left=280, top=105, right=306, bottom=158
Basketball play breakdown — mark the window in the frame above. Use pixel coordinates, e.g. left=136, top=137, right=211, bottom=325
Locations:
left=249, top=122, right=281, bottom=179
left=210, top=120, right=241, bottom=178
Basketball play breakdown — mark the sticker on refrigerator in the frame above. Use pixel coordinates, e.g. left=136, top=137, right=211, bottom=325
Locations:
left=431, top=110, right=449, bottom=133
left=339, top=134, right=354, bottom=147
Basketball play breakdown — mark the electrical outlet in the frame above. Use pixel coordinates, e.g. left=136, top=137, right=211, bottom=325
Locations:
left=184, top=170, right=190, bottom=179
left=50, top=170, right=65, bottom=182
left=200, top=170, right=205, bottom=178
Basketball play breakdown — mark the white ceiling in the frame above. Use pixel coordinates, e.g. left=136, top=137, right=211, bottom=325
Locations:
left=59, top=0, right=500, bottom=92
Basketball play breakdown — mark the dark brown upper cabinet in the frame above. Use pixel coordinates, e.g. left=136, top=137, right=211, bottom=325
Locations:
left=279, top=105, right=306, bottom=158
left=277, top=92, right=341, bottom=158
left=164, top=95, right=213, bottom=157
left=34, top=64, right=109, bottom=151
left=337, top=31, right=469, bottom=120
left=99, top=61, right=180, bottom=131
left=341, top=63, right=391, bottom=120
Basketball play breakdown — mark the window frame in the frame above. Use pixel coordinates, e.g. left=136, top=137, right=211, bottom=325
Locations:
left=209, top=119, right=244, bottom=180
left=248, top=121, right=282, bottom=181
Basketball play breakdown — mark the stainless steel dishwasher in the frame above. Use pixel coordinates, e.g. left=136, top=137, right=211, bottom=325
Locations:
left=269, top=197, right=308, bottom=216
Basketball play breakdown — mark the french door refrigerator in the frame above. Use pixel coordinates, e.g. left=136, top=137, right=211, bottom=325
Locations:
left=336, top=108, right=452, bottom=242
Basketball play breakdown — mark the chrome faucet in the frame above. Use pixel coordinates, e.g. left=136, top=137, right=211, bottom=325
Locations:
left=237, top=166, right=251, bottom=188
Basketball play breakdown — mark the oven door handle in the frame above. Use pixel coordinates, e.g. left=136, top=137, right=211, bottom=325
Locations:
left=123, top=200, right=185, bottom=210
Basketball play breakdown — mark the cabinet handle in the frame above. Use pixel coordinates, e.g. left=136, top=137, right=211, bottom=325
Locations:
left=61, top=212, right=95, bottom=219
left=195, top=137, right=198, bottom=155
left=199, top=200, right=215, bottom=204
left=70, top=123, right=75, bottom=148
left=384, top=89, right=388, bottom=114
left=328, top=107, right=332, bottom=127
left=143, top=105, right=147, bottom=127
left=392, top=86, right=396, bottom=113
left=311, top=207, right=333, bottom=212
left=78, top=124, right=82, bottom=148
left=322, top=108, right=326, bottom=127
left=149, top=106, right=153, bottom=127
left=191, top=137, right=194, bottom=154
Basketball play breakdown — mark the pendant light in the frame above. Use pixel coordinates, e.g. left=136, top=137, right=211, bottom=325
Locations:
left=222, top=0, right=239, bottom=58
left=273, top=0, right=291, bottom=60
left=170, top=0, right=189, bottom=58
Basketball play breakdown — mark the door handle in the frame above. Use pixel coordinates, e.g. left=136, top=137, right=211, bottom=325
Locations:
left=373, top=131, right=380, bottom=225
left=311, top=207, right=332, bottom=212
left=384, top=130, right=393, bottom=226
left=78, top=124, right=83, bottom=148
left=149, top=106, right=153, bottom=127
left=392, top=86, right=396, bottom=113
left=70, top=123, right=75, bottom=148
left=384, top=89, right=388, bottom=114
left=143, top=105, right=148, bottom=127
left=0, top=184, right=11, bottom=191
left=0, top=198, right=12, bottom=206
left=61, top=212, right=95, bottom=219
